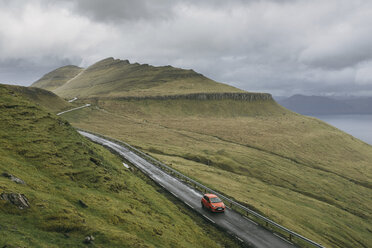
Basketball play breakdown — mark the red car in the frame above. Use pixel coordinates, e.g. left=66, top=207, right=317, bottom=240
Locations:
left=201, top=193, right=225, bottom=212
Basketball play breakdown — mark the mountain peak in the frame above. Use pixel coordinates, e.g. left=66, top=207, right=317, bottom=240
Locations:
left=32, top=58, right=245, bottom=98
left=87, top=57, right=130, bottom=71
left=31, top=65, right=83, bottom=91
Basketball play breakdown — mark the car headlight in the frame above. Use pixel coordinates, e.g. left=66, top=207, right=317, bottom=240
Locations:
left=212, top=204, right=216, bottom=208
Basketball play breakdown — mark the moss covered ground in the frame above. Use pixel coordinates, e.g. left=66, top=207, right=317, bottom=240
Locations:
left=0, top=84, right=241, bottom=248
left=32, top=65, right=83, bottom=91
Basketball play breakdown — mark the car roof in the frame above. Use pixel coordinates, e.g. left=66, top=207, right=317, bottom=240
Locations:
left=204, top=193, right=218, bottom=198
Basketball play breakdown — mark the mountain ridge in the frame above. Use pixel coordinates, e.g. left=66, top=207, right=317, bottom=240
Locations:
left=32, top=65, right=83, bottom=91
left=32, top=57, right=246, bottom=99
left=89, top=92, right=273, bottom=101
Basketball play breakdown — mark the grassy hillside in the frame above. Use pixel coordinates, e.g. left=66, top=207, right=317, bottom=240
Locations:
left=0, top=84, right=240, bottom=248
left=32, top=65, right=83, bottom=91
left=63, top=97, right=372, bottom=248
left=31, top=58, right=372, bottom=247
left=3, top=84, right=71, bottom=113
left=32, top=57, right=244, bottom=98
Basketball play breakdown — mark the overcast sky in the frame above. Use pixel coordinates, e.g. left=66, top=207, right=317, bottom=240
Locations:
left=1, top=0, right=372, bottom=96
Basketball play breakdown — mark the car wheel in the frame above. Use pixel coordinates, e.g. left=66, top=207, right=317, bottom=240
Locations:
left=201, top=202, right=205, bottom=209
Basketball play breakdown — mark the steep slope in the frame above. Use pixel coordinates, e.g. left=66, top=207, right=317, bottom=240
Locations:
left=33, top=57, right=244, bottom=98
left=3, top=84, right=71, bottom=113
left=0, top=84, right=239, bottom=248
left=32, top=65, right=83, bottom=91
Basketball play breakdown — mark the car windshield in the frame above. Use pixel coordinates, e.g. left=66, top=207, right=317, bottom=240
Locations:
left=210, top=197, right=222, bottom=203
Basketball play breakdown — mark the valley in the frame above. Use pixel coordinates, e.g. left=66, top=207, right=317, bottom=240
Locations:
left=6, top=57, right=371, bottom=248
left=62, top=96, right=372, bottom=248
left=2, top=2, right=371, bottom=248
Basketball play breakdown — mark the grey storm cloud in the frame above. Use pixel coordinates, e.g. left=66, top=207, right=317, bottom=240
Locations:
left=65, top=0, right=299, bottom=23
left=63, top=0, right=176, bottom=22
left=1, top=0, right=372, bottom=96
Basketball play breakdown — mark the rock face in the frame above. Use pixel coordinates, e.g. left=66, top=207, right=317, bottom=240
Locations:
left=1, top=193, right=30, bottom=209
left=2, top=172, right=25, bottom=184
left=102, top=92, right=273, bottom=102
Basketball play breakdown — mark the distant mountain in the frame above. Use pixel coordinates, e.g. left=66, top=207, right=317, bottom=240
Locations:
left=343, top=97, right=372, bottom=113
left=32, top=57, right=244, bottom=98
left=279, top=94, right=372, bottom=115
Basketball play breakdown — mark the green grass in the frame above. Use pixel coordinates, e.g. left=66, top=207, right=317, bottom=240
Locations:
left=32, top=57, right=244, bottom=98
left=0, top=84, right=241, bottom=248
left=2, top=84, right=73, bottom=113
left=30, top=58, right=372, bottom=247
left=63, top=97, right=372, bottom=248
left=32, top=65, right=83, bottom=91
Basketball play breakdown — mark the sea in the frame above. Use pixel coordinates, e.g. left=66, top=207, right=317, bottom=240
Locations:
left=310, top=114, right=372, bottom=146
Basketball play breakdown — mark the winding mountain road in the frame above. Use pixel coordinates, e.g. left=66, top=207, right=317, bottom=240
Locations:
left=80, top=131, right=296, bottom=248
left=56, top=104, right=90, bottom=116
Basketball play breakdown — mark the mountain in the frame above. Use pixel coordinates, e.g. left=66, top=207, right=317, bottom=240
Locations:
left=32, top=58, right=372, bottom=248
left=343, top=97, right=372, bottom=114
left=0, top=84, right=239, bottom=247
left=32, top=65, right=83, bottom=91
left=32, top=57, right=244, bottom=98
left=279, top=94, right=372, bottom=115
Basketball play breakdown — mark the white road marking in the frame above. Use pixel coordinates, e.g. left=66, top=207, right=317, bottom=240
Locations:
left=185, top=202, right=194, bottom=209
left=274, top=233, right=293, bottom=245
left=244, top=216, right=258, bottom=225
left=203, top=215, right=215, bottom=224
left=236, top=237, right=244, bottom=242
left=171, top=192, right=179, bottom=198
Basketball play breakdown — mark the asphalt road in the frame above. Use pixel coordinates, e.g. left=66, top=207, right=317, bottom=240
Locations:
left=57, top=104, right=90, bottom=116
left=80, top=131, right=297, bottom=248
